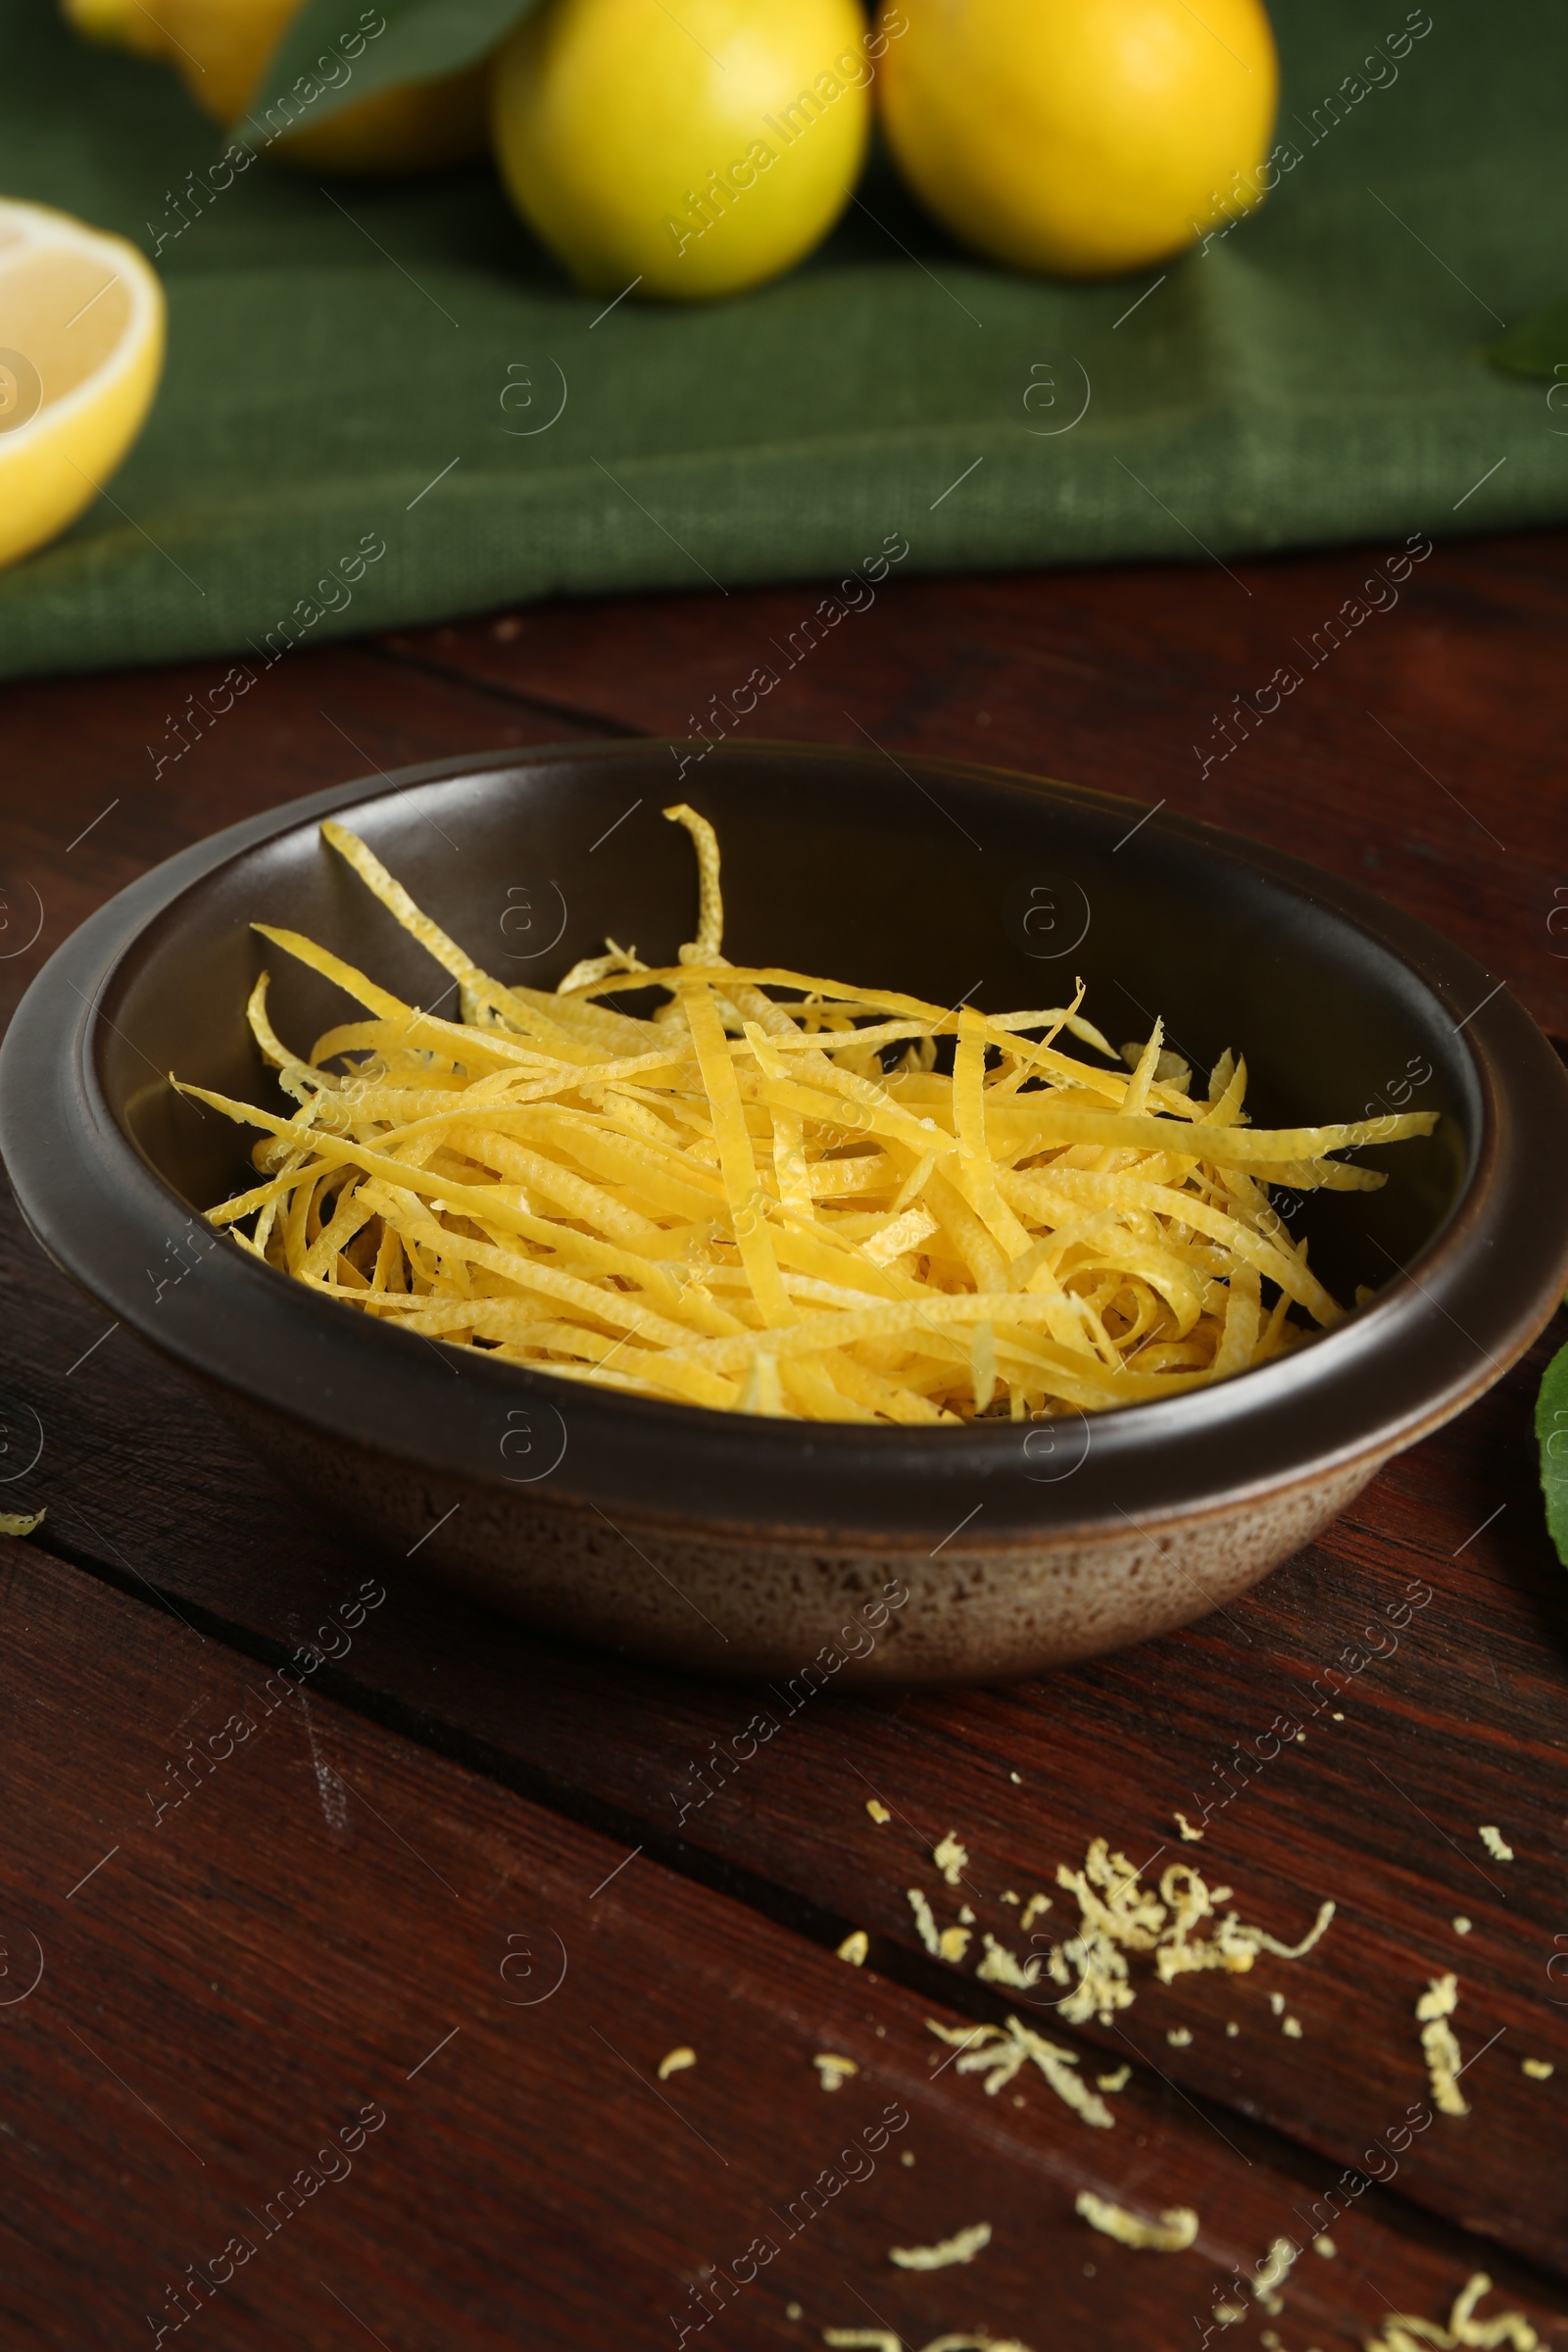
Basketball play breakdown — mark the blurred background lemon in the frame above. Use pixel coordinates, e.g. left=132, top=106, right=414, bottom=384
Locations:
left=875, top=0, right=1279, bottom=276
left=0, top=200, right=166, bottom=571
left=61, top=0, right=166, bottom=58
left=63, top=0, right=490, bottom=173
left=491, top=0, right=873, bottom=299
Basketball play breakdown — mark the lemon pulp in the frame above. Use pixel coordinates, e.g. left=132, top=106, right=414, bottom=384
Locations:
left=0, top=201, right=167, bottom=572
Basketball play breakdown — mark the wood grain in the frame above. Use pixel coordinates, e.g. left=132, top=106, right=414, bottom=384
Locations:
left=6, top=1179, right=1566, bottom=2281
left=10, top=1538, right=1562, bottom=2351
left=386, top=532, right=1568, bottom=1043
left=2, top=525, right=1567, bottom=2342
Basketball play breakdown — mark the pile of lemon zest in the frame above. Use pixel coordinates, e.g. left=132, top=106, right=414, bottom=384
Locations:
left=182, top=812, right=1436, bottom=1422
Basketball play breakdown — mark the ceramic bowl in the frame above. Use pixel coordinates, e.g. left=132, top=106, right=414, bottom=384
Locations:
left=5, top=743, right=1566, bottom=1686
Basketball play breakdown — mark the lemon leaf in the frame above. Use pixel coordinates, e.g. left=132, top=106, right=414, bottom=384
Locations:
left=1538, top=1338, right=1568, bottom=1568
left=238, top=0, right=541, bottom=145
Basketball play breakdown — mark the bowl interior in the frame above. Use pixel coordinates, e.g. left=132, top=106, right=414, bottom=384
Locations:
left=104, top=747, right=1476, bottom=1325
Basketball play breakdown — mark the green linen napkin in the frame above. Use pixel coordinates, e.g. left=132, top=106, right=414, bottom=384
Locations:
left=0, top=0, right=1561, bottom=680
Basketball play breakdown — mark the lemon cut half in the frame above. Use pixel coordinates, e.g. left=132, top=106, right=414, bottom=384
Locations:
left=0, top=200, right=167, bottom=572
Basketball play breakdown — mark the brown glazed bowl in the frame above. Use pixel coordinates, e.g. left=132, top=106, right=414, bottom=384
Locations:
left=4, top=743, right=1567, bottom=1687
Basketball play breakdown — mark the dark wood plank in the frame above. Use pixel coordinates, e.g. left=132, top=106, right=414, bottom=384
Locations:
left=383, top=530, right=1568, bottom=1043
left=6, top=1180, right=1566, bottom=2280
left=5, top=530, right=1567, bottom=2307
left=0, top=642, right=598, bottom=1037
left=12, top=1538, right=1562, bottom=2351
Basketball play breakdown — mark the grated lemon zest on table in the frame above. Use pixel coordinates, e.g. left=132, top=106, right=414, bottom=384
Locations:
left=814, top=2053, right=858, bottom=2091
left=865, top=1799, right=892, bottom=1824
left=938, top=1926, right=972, bottom=1965
left=1096, top=2065, right=1131, bottom=2093
left=889, top=2221, right=993, bottom=2271
left=1453, top=1917, right=1473, bottom=1936
left=1521, top=2058, right=1553, bottom=2081
left=927, top=2015, right=1113, bottom=2130
left=657, top=2046, right=696, bottom=2081
left=1041, top=1840, right=1335, bottom=2025
left=1314, top=2235, right=1337, bottom=2257
left=1166, top=2027, right=1193, bottom=2046
left=907, top=1888, right=943, bottom=1956
left=0, top=1508, right=44, bottom=1539
left=183, top=812, right=1437, bottom=1424
left=1478, top=1826, right=1514, bottom=1862
left=1269, top=1992, right=1286, bottom=2015
left=1282, top=2016, right=1303, bottom=2037
left=826, top=2334, right=1032, bottom=2352
left=837, top=1931, right=869, bottom=1967
left=933, top=1833, right=970, bottom=1886
left=1363, top=2274, right=1539, bottom=2352
left=1075, top=2191, right=1199, bottom=2251
left=1254, top=2237, right=1298, bottom=2295
left=1174, top=1811, right=1205, bottom=1841
left=1417, top=1973, right=1469, bottom=2117
left=1019, top=1893, right=1053, bottom=1932
left=975, top=1933, right=1044, bottom=1990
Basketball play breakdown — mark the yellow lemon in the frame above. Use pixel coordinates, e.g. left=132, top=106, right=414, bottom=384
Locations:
left=491, top=0, right=873, bottom=301
left=151, top=0, right=490, bottom=174
left=60, top=0, right=168, bottom=61
left=0, top=200, right=166, bottom=572
left=875, top=0, right=1280, bottom=277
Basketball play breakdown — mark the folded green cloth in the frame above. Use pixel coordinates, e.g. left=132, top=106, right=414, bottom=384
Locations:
left=0, top=0, right=1560, bottom=680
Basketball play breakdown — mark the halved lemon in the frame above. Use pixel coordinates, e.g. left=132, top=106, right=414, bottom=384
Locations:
left=0, top=200, right=166, bottom=572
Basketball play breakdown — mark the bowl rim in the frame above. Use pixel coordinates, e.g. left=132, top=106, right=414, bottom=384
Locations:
left=4, top=738, right=1567, bottom=1546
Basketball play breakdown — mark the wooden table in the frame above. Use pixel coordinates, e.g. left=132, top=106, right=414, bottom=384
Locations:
left=1, top=533, right=1565, bottom=2351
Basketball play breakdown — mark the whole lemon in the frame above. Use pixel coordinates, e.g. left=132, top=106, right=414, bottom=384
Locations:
left=491, top=0, right=873, bottom=301
left=149, top=0, right=489, bottom=174
left=875, top=0, right=1279, bottom=277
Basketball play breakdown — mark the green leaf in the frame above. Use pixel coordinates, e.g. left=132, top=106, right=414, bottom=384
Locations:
left=1538, top=1337, right=1568, bottom=1567
left=1485, top=293, right=1568, bottom=381
left=238, top=0, right=539, bottom=146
